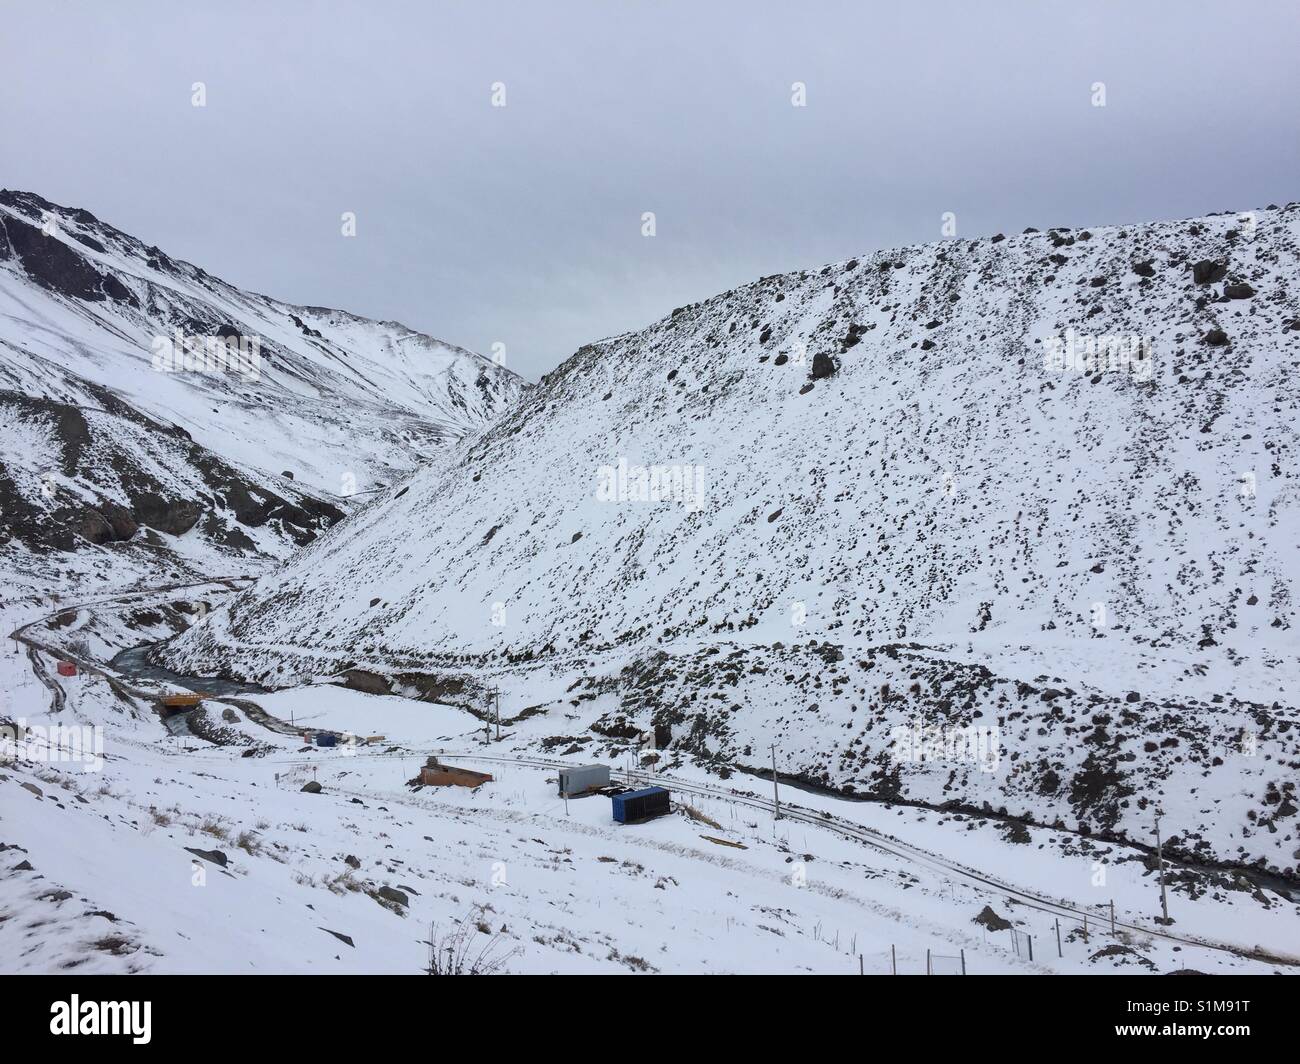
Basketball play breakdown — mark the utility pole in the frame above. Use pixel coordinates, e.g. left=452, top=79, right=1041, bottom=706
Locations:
left=770, top=743, right=781, bottom=820
left=494, top=685, right=501, bottom=742
left=1154, top=809, right=1171, bottom=924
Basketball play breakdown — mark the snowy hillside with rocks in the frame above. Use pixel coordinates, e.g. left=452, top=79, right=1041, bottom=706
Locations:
left=162, top=202, right=1300, bottom=877
left=3, top=582, right=1295, bottom=975
left=0, top=190, right=525, bottom=596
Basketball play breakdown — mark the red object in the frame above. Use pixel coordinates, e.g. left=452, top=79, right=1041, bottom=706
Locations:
left=56, top=661, right=77, bottom=677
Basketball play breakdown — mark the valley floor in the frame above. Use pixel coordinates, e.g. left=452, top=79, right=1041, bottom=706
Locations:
left=2, top=586, right=1297, bottom=975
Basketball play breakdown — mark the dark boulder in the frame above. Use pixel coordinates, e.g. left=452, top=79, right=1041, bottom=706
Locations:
left=375, top=885, right=408, bottom=907
left=1192, top=259, right=1227, bottom=284
left=98, top=502, right=138, bottom=541
left=73, top=509, right=115, bottom=545
left=973, top=905, right=1012, bottom=931
left=810, top=351, right=837, bottom=379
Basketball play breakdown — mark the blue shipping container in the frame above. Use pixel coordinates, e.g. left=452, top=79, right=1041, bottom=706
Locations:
left=611, top=786, right=670, bottom=823
left=315, top=733, right=338, bottom=748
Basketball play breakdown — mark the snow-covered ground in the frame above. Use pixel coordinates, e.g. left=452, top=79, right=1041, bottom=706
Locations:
left=159, top=202, right=1300, bottom=877
left=2, top=585, right=1296, bottom=975
left=4, top=199, right=1298, bottom=976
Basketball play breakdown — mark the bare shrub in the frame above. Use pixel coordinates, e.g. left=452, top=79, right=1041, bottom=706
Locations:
left=426, top=908, right=519, bottom=975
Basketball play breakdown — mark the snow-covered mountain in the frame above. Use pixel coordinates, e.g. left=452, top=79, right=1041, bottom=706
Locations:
left=0, top=190, right=526, bottom=594
left=162, top=202, right=1300, bottom=874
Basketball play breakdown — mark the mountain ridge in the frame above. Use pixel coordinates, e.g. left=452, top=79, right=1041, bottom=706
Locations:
left=0, top=189, right=527, bottom=595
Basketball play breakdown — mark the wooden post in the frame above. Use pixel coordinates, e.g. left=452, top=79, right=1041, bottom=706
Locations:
left=891, top=944, right=896, bottom=975
left=1110, top=899, right=1116, bottom=934
left=1055, top=918, right=1062, bottom=958
left=960, top=948, right=966, bottom=975
left=859, top=954, right=864, bottom=975
left=1028, top=934, right=1033, bottom=962
left=926, top=948, right=931, bottom=975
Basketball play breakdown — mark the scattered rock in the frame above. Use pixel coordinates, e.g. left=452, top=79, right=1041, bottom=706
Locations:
left=375, top=885, right=408, bottom=907
left=184, top=847, right=228, bottom=867
left=319, top=927, right=354, bottom=947
left=973, top=905, right=1012, bottom=931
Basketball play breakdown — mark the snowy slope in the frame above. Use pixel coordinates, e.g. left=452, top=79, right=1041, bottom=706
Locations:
left=3, top=584, right=1294, bottom=975
left=0, top=190, right=526, bottom=592
left=161, top=202, right=1300, bottom=875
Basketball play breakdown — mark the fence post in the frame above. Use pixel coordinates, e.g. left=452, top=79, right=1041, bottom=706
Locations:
left=891, top=944, right=897, bottom=976
left=960, top=948, right=966, bottom=975
left=1055, top=918, right=1062, bottom=958
left=1028, top=934, right=1033, bottom=962
left=926, top=948, right=931, bottom=975
left=1110, top=900, right=1116, bottom=935
left=859, top=954, right=863, bottom=975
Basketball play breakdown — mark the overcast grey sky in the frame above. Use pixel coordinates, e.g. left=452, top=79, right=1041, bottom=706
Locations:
left=4, top=0, right=1297, bottom=380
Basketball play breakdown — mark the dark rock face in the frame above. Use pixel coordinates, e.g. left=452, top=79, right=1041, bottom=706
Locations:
left=1204, top=328, right=1229, bottom=347
left=0, top=383, right=338, bottom=556
left=301, top=781, right=322, bottom=794
left=0, top=465, right=52, bottom=549
left=0, top=213, right=136, bottom=307
left=1192, top=259, right=1227, bottom=284
left=810, top=351, right=837, bottom=379
left=135, top=493, right=203, bottom=535
left=98, top=502, right=138, bottom=541
left=67, top=502, right=141, bottom=545
left=73, top=509, right=115, bottom=545
left=2, top=213, right=107, bottom=301
left=335, top=669, right=393, bottom=696
left=1132, top=260, right=1156, bottom=278
left=1225, top=282, right=1254, bottom=299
